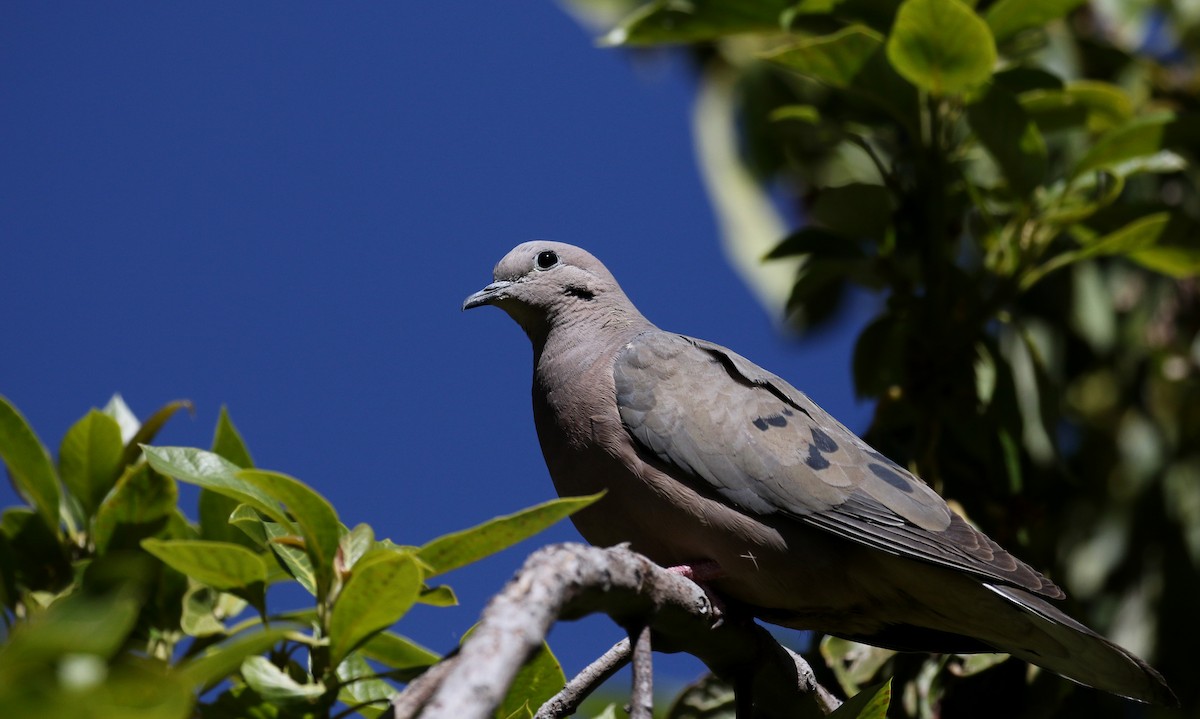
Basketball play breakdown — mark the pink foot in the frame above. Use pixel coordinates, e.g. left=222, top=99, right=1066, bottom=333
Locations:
left=666, top=560, right=724, bottom=582
left=666, top=561, right=726, bottom=623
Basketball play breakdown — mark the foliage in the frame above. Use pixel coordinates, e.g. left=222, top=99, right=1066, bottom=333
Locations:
left=0, top=394, right=597, bottom=718
left=563, top=0, right=1200, bottom=715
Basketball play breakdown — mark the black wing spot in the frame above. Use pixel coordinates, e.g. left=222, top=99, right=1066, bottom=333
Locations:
left=752, top=418, right=769, bottom=431
left=805, top=444, right=831, bottom=470
left=765, top=414, right=788, bottom=428
left=782, top=407, right=794, bottom=417
left=869, top=463, right=913, bottom=493
left=811, top=427, right=839, bottom=453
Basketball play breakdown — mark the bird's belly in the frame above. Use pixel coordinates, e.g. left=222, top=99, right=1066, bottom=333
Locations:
left=544, top=444, right=884, bottom=630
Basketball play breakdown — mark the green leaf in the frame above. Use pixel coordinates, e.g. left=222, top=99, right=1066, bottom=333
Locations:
left=820, top=635, right=896, bottom=695
left=984, top=0, right=1086, bottom=43
left=59, top=409, right=124, bottom=518
left=102, top=394, right=140, bottom=443
left=417, top=493, right=603, bottom=577
left=143, top=446, right=294, bottom=531
left=886, top=0, right=996, bottom=96
left=358, top=631, right=440, bottom=672
left=142, top=538, right=268, bottom=590
left=240, top=655, right=326, bottom=703
left=604, top=0, right=791, bottom=46
left=418, top=583, right=458, bottom=606
left=0, top=395, right=62, bottom=533
left=336, top=652, right=392, bottom=716
left=764, top=25, right=917, bottom=131
left=763, top=26, right=885, bottom=88
left=212, top=406, right=254, bottom=468
left=1065, top=80, right=1134, bottom=133
left=237, top=469, right=340, bottom=600
left=261, top=519, right=317, bottom=595
left=92, top=464, right=177, bottom=553
left=967, top=84, right=1047, bottom=196
left=328, top=548, right=422, bottom=666
left=181, top=584, right=237, bottom=637
left=766, top=227, right=862, bottom=260
left=1128, top=246, right=1200, bottom=278
left=0, top=589, right=140, bottom=670
left=122, top=400, right=193, bottom=468
left=177, top=628, right=291, bottom=689
left=1080, top=212, right=1171, bottom=258
left=1020, top=213, right=1172, bottom=289
left=498, top=641, right=566, bottom=719
left=665, top=673, right=735, bottom=719
left=810, top=183, right=894, bottom=240
left=829, top=679, right=891, bottom=718
left=1073, top=114, right=1175, bottom=178
left=768, top=104, right=821, bottom=124
left=339, top=523, right=375, bottom=572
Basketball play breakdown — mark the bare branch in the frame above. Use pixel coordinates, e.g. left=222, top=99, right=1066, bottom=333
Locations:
left=534, top=639, right=631, bottom=719
left=630, top=625, right=654, bottom=719
left=405, top=543, right=837, bottom=719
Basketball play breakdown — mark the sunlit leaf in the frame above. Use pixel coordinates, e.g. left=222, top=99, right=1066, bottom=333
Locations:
left=358, top=631, right=440, bottom=672
left=829, top=678, right=891, bottom=718
left=101, top=394, right=140, bottom=444
left=886, top=0, right=996, bottom=95
left=417, top=493, right=603, bottom=577
left=58, top=409, right=124, bottom=518
left=498, top=641, right=566, bottom=719
left=211, top=406, right=254, bottom=469
left=328, top=548, right=422, bottom=666
left=240, top=656, right=326, bottom=702
left=142, top=538, right=268, bottom=590
left=0, top=395, right=62, bottom=533
left=1073, top=114, right=1175, bottom=177
left=142, top=446, right=293, bottom=532
left=177, top=628, right=290, bottom=689
left=763, top=26, right=885, bottom=88
left=122, top=400, right=193, bottom=468
left=1128, top=245, right=1200, bottom=279
left=237, top=469, right=340, bottom=600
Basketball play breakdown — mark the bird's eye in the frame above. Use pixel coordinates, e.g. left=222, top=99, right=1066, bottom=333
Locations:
left=535, top=250, right=559, bottom=270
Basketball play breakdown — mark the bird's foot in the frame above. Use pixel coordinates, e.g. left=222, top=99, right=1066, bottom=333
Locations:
left=666, top=560, right=726, bottom=626
left=666, top=559, right=724, bottom=583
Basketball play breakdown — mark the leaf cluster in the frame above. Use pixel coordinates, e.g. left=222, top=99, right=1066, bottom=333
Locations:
left=0, top=395, right=597, bottom=718
left=564, top=0, right=1200, bottom=715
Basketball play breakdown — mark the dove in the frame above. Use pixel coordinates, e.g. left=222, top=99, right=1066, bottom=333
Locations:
left=463, top=241, right=1175, bottom=705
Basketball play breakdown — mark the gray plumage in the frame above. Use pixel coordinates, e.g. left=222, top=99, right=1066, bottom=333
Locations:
left=463, top=241, right=1175, bottom=706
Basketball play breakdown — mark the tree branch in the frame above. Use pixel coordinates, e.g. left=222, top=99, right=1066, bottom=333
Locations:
left=630, top=624, right=654, bottom=719
left=399, top=543, right=839, bottom=719
left=534, top=638, right=631, bottom=719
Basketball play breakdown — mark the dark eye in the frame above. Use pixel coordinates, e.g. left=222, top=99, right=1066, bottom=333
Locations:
left=535, top=250, right=559, bottom=270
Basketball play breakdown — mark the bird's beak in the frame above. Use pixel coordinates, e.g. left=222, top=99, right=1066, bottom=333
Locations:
left=462, top=280, right=514, bottom=311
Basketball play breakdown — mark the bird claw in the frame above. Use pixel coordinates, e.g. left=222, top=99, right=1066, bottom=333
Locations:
left=667, top=561, right=726, bottom=627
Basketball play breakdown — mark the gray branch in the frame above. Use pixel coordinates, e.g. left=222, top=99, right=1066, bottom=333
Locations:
left=396, top=542, right=840, bottom=719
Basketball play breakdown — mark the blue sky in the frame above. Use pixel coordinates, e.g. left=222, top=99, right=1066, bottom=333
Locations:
left=1, top=2, right=873, bottom=686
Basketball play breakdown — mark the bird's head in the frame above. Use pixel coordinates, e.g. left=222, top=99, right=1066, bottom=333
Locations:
left=463, top=241, right=647, bottom=342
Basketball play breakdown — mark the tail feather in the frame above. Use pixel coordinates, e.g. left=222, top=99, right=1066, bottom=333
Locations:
left=983, top=584, right=1177, bottom=706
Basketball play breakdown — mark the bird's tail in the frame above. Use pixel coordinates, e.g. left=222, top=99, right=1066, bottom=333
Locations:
left=981, top=584, right=1177, bottom=706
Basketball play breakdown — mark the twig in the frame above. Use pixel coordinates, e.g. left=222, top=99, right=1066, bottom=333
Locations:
left=630, top=625, right=654, bottom=719
left=410, top=543, right=837, bottom=719
left=534, top=639, right=631, bottom=719
left=784, top=647, right=841, bottom=714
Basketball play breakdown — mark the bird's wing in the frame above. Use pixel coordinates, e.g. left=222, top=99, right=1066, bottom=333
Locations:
left=613, top=331, right=1063, bottom=598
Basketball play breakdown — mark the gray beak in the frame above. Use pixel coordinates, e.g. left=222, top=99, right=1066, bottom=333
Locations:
left=462, top=280, right=514, bottom=311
